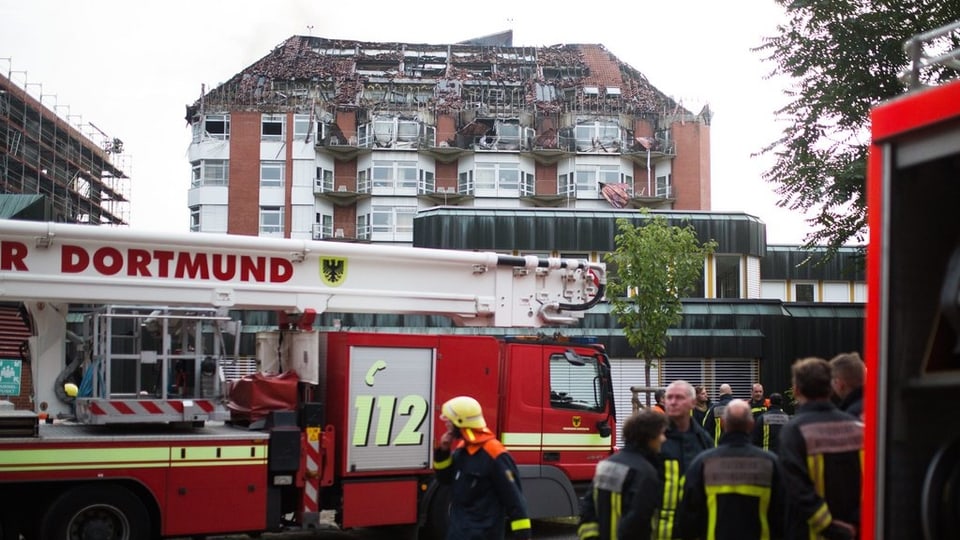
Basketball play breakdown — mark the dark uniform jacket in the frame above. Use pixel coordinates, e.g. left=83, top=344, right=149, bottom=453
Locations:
left=434, top=427, right=532, bottom=540
left=702, top=394, right=734, bottom=446
left=677, top=431, right=784, bottom=540
left=838, top=386, right=863, bottom=420
left=749, top=398, right=768, bottom=419
left=780, top=401, right=863, bottom=540
left=751, top=406, right=791, bottom=454
left=657, top=419, right=713, bottom=540
left=578, top=445, right=661, bottom=540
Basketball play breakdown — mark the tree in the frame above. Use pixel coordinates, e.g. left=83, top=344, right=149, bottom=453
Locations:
left=756, top=2, right=960, bottom=251
left=604, top=215, right=717, bottom=397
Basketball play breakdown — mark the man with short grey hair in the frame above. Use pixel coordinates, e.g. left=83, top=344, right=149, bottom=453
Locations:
left=656, top=380, right=713, bottom=540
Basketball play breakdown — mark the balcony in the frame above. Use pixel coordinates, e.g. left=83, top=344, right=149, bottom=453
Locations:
left=314, top=183, right=371, bottom=207
left=629, top=184, right=676, bottom=209
left=417, top=186, right=474, bottom=206
left=623, top=136, right=676, bottom=166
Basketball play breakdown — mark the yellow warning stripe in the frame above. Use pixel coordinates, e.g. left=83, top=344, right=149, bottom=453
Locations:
left=502, top=432, right=610, bottom=447
left=0, top=444, right=268, bottom=473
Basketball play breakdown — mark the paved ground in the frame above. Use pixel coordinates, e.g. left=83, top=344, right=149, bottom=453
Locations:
left=201, top=518, right=578, bottom=540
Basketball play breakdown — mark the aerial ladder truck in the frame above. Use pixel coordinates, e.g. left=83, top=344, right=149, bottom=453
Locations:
left=0, top=219, right=614, bottom=540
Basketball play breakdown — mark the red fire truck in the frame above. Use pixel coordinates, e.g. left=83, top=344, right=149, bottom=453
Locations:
left=864, top=20, right=960, bottom=540
left=0, top=220, right=614, bottom=539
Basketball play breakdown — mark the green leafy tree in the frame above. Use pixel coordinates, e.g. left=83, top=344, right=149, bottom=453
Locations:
left=756, top=2, right=960, bottom=251
left=605, top=215, right=717, bottom=396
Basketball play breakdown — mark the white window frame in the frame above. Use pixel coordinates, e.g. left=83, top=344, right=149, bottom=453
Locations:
left=190, top=206, right=201, bottom=232
left=260, top=161, right=285, bottom=188
left=315, top=166, right=333, bottom=193
left=259, top=206, right=284, bottom=236
left=370, top=160, right=418, bottom=191
left=371, top=205, right=416, bottom=234
left=191, top=160, right=229, bottom=188
left=261, top=114, right=285, bottom=141
left=575, top=164, right=621, bottom=196
left=294, top=114, right=313, bottom=141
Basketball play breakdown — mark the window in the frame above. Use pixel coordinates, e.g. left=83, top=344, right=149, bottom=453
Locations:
left=259, top=207, right=283, bottom=235
left=716, top=255, right=741, bottom=299
left=356, top=214, right=370, bottom=240
left=558, top=173, right=575, bottom=196
left=549, top=351, right=603, bottom=412
left=294, top=114, right=312, bottom=141
left=576, top=164, right=620, bottom=194
left=371, top=205, right=416, bottom=234
left=371, top=160, right=418, bottom=191
left=190, top=206, right=200, bottom=232
left=458, top=170, right=474, bottom=195
left=574, top=121, right=622, bottom=152
left=312, top=213, right=333, bottom=239
left=419, top=169, right=435, bottom=194
left=191, top=160, right=229, bottom=187
left=315, top=167, right=333, bottom=193
left=260, top=161, right=284, bottom=187
left=261, top=114, right=285, bottom=141
left=656, top=174, right=672, bottom=198
left=795, top=283, right=815, bottom=302
left=192, top=114, right=230, bottom=142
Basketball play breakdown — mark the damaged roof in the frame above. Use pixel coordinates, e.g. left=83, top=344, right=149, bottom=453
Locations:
left=192, top=35, right=685, bottom=118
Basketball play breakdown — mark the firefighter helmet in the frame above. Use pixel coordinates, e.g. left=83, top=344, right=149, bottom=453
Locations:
left=441, top=396, right=487, bottom=429
left=64, top=382, right=79, bottom=397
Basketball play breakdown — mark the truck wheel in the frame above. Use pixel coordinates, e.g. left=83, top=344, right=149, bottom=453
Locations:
left=39, top=484, right=151, bottom=540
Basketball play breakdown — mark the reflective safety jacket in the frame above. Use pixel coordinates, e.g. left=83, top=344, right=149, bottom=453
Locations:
left=433, top=427, right=532, bottom=540
left=676, top=431, right=785, bottom=540
left=702, top=394, right=734, bottom=446
left=749, top=399, right=768, bottom=419
left=779, top=401, right=863, bottom=540
left=656, top=419, right=713, bottom=540
left=578, top=445, right=661, bottom=540
left=751, top=407, right=790, bottom=454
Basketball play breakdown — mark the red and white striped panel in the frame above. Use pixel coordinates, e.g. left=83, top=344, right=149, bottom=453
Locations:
left=302, top=427, right=322, bottom=517
left=77, top=398, right=226, bottom=424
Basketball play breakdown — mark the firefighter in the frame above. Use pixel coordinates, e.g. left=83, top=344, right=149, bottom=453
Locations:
left=657, top=380, right=713, bottom=540
left=780, top=357, right=862, bottom=540
left=751, top=392, right=790, bottom=454
left=677, top=399, right=785, bottom=540
left=578, top=408, right=669, bottom=540
left=749, top=383, right=768, bottom=419
left=701, top=383, right=734, bottom=445
left=433, top=396, right=532, bottom=540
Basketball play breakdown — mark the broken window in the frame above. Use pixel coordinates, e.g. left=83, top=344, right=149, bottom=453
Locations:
left=204, top=115, right=230, bottom=140
left=261, top=114, right=285, bottom=141
left=294, top=114, right=313, bottom=141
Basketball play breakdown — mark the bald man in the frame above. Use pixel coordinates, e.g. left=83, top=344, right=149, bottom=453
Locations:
left=677, top=399, right=785, bottom=540
left=702, top=383, right=734, bottom=445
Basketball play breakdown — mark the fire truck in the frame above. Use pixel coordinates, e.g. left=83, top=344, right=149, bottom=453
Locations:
left=0, top=219, right=614, bottom=540
left=864, top=20, right=960, bottom=540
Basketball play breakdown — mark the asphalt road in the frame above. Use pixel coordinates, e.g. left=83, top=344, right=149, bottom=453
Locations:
left=203, top=518, right=578, bottom=540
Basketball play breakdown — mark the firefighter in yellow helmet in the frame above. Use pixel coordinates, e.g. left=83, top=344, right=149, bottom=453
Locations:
left=432, top=396, right=532, bottom=539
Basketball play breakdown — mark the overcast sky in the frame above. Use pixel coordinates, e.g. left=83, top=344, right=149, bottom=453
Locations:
left=1, top=0, right=815, bottom=243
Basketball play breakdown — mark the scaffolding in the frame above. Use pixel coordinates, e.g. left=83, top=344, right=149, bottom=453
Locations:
left=0, top=58, right=130, bottom=225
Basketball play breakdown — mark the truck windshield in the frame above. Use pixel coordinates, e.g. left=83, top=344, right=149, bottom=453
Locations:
left=549, top=352, right=603, bottom=412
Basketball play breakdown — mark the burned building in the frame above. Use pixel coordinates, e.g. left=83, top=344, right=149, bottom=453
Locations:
left=186, top=33, right=710, bottom=240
